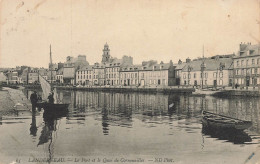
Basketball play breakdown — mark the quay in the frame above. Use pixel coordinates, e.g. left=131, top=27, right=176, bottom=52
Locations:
left=215, top=89, right=260, bottom=97
left=2, top=84, right=260, bottom=96
left=55, top=85, right=195, bottom=94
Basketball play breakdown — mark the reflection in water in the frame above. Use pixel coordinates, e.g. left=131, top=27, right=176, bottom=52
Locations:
left=23, top=89, right=260, bottom=144
left=37, top=110, right=68, bottom=163
left=202, top=125, right=252, bottom=144
left=30, top=110, right=37, bottom=136
left=65, top=91, right=260, bottom=137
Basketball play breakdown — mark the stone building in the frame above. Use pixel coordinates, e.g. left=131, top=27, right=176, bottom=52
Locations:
left=120, top=60, right=176, bottom=87
left=180, top=56, right=233, bottom=88
left=63, top=55, right=89, bottom=84
left=233, top=43, right=260, bottom=87
left=76, top=65, right=94, bottom=85
left=100, top=43, right=133, bottom=86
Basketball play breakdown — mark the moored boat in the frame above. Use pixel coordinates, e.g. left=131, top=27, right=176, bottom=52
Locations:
left=36, top=45, right=70, bottom=112
left=202, top=110, right=252, bottom=130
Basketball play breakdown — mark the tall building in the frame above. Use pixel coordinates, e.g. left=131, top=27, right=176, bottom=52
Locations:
left=233, top=43, right=260, bottom=87
left=102, top=43, right=111, bottom=63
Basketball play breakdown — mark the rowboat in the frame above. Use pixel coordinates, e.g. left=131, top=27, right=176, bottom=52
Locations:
left=202, top=111, right=252, bottom=130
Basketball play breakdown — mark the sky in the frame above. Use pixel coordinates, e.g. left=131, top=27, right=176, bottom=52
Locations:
left=0, top=0, right=259, bottom=68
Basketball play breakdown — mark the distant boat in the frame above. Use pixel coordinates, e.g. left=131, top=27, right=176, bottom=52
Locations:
left=37, top=45, right=69, bottom=112
left=192, top=89, right=221, bottom=96
left=202, top=111, right=252, bottom=131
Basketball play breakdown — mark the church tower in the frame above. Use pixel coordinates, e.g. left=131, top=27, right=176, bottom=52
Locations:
left=102, top=43, right=111, bottom=63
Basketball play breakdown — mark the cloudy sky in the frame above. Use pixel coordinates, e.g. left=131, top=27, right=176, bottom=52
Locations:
left=0, top=0, right=259, bottom=68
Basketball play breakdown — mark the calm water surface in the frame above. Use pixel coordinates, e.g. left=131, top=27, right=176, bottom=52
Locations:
left=0, top=90, right=260, bottom=164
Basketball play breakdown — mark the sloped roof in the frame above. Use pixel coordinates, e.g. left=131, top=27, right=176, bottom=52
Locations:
left=174, top=62, right=187, bottom=70
left=56, top=68, right=64, bottom=75
left=234, top=44, right=260, bottom=58
left=78, top=65, right=93, bottom=71
left=182, top=58, right=233, bottom=72
left=120, top=62, right=172, bottom=72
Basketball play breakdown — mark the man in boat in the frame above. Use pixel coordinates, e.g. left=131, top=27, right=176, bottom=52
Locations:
left=30, top=91, right=38, bottom=110
left=47, top=92, right=54, bottom=104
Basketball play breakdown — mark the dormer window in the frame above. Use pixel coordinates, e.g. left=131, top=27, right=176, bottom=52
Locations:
left=143, top=67, right=146, bottom=70
left=249, top=50, right=254, bottom=55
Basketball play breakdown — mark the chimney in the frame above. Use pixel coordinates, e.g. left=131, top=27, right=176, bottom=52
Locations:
left=186, top=58, right=191, bottom=63
left=178, top=59, right=182, bottom=64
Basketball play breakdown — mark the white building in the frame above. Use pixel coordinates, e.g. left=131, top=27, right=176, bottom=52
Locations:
left=180, top=56, right=233, bottom=88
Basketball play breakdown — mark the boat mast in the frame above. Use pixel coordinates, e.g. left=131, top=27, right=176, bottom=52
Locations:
left=201, top=45, right=205, bottom=89
left=50, top=44, right=53, bottom=85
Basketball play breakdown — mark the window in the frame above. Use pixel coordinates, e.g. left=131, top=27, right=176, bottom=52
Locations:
left=194, top=73, right=196, bottom=78
left=183, top=73, right=186, bottom=79
left=241, top=60, right=244, bottom=66
left=236, top=70, right=239, bottom=75
left=219, top=79, right=223, bottom=85
left=237, top=61, right=239, bottom=67
left=219, top=72, right=223, bottom=78
left=188, top=73, right=191, bottom=79
left=252, top=59, right=255, bottom=65
left=257, top=58, right=260, bottom=65
left=213, top=72, right=217, bottom=78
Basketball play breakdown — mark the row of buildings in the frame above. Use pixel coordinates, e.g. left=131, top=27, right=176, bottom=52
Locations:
left=1, top=42, right=260, bottom=88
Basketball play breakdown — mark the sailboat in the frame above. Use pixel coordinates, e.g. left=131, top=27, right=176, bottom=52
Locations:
left=37, top=45, right=69, bottom=112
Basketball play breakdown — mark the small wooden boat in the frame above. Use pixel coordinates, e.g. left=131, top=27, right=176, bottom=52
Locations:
left=202, top=111, right=252, bottom=130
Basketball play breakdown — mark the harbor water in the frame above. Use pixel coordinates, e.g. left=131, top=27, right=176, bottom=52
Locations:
left=0, top=89, right=259, bottom=164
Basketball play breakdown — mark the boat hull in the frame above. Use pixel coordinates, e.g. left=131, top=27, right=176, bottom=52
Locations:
left=202, top=111, right=252, bottom=130
left=37, top=102, right=69, bottom=112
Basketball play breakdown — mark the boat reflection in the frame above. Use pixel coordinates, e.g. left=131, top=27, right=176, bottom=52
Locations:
left=30, top=110, right=38, bottom=137
left=37, top=110, right=68, bottom=163
left=202, top=125, right=252, bottom=144
left=38, top=110, right=68, bottom=146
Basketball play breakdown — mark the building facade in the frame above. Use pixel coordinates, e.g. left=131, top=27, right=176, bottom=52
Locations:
left=181, top=56, right=233, bottom=88
left=233, top=43, right=260, bottom=87
left=120, top=60, right=176, bottom=87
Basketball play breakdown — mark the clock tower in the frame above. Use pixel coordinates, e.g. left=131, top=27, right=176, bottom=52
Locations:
left=102, top=42, right=111, bottom=63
